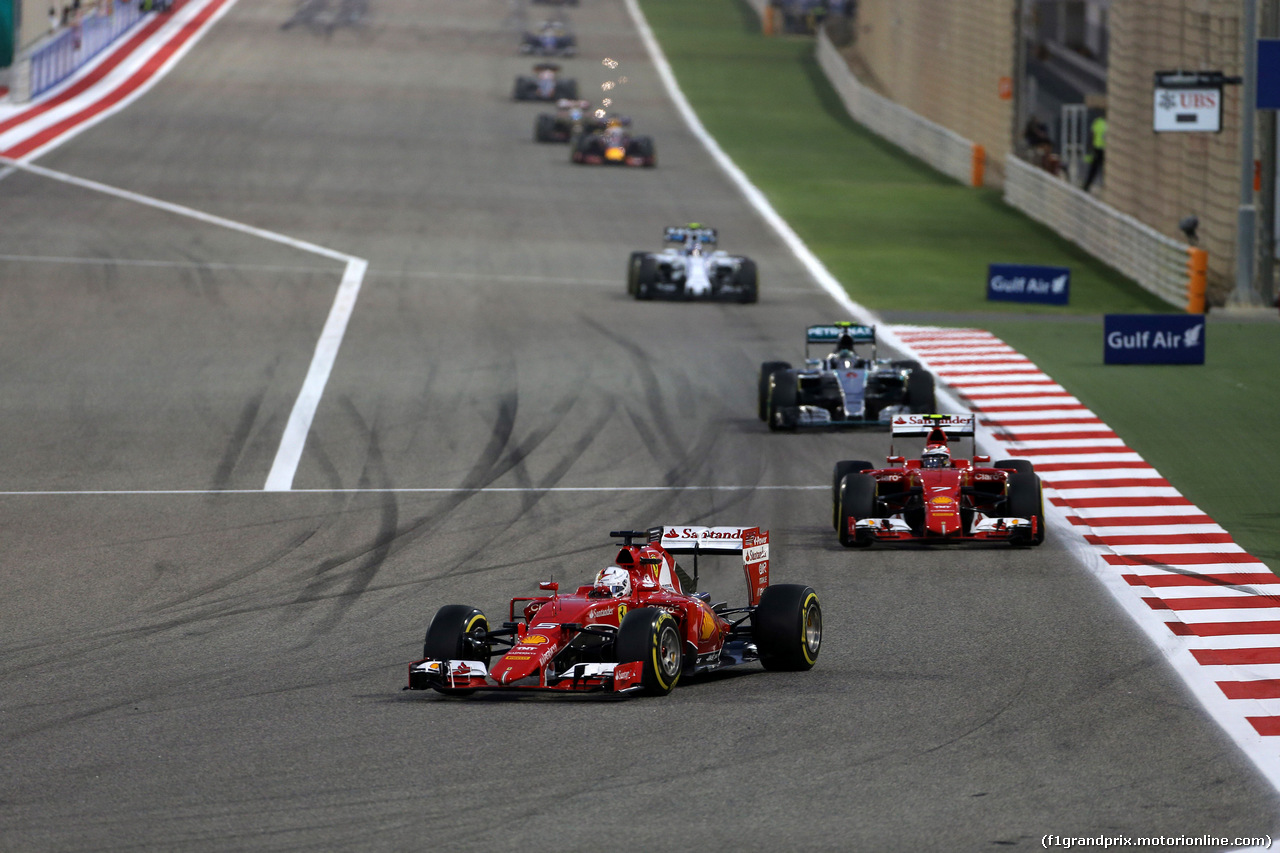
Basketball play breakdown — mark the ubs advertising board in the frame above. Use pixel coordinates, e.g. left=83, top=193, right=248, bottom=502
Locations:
left=986, top=264, right=1070, bottom=305
left=1104, top=314, right=1206, bottom=365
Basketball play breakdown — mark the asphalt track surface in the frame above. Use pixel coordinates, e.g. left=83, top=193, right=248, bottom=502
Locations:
left=1, top=0, right=1277, bottom=850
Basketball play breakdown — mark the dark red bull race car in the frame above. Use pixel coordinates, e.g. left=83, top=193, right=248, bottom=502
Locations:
left=570, top=117, right=655, bottom=167
left=833, top=414, right=1046, bottom=548
left=406, top=526, right=821, bottom=697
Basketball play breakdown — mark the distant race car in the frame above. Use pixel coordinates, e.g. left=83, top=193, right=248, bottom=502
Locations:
left=513, top=63, right=578, bottom=101
left=776, top=0, right=829, bottom=33
left=407, top=526, right=822, bottom=697
left=520, top=20, right=576, bottom=56
left=570, top=117, right=655, bottom=167
left=533, top=99, right=605, bottom=143
left=759, top=323, right=935, bottom=430
left=832, top=413, right=1046, bottom=547
left=626, top=224, right=758, bottom=303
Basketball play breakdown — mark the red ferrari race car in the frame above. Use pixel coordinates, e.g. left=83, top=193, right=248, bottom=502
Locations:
left=406, top=526, right=821, bottom=697
left=833, top=414, right=1046, bottom=548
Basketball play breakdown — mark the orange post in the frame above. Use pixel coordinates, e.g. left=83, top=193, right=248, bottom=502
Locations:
left=1186, top=247, right=1208, bottom=313
left=970, top=144, right=985, bottom=188
left=762, top=5, right=774, bottom=36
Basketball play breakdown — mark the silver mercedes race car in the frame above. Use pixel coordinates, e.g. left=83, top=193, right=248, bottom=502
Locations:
left=626, top=225, right=757, bottom=303
left=759, top=323, right=936, bottom=429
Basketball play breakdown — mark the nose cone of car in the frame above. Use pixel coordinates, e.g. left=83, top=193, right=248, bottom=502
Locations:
left=489, top=632, right=555, bottom=685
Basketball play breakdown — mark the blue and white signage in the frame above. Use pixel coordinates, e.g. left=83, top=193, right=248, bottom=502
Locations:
left=1104, top=314, right=1206, bottom=365
left=986, top=264, right=1070, bottom=305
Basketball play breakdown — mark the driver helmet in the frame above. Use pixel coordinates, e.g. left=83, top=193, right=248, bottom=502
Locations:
left=835, top=332, right=855, bottom=353
left=921, top=444, right=951, bottom=469
left=594, top=565, right=631, bottom=598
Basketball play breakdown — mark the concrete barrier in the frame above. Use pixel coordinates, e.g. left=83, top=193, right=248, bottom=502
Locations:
left=814, top=27, right=983, bottom=188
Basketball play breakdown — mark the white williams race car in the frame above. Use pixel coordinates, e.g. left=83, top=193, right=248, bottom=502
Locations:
left=626, top=225, right=758, bottom=303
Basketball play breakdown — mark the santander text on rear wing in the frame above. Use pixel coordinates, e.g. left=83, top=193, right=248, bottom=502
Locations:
left=655, top=526, right=770, bottom=606
left=890, top=413, right=974, bottom=437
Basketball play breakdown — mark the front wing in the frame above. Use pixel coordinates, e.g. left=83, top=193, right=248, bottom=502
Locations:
left=850, top=514, right=1038, bottom=543
left=793, top=403, right=911, bottom=428
left=407, top=658, right=646, bottom=694
left=639, top=279, right=754, bottom=301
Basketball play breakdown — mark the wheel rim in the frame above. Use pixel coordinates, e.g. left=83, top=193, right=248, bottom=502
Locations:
left=658, top=624, right=681, bottom=677
left=803, top=604, right=822, bottom=656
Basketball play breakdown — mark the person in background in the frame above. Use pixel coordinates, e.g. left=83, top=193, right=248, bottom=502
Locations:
left=1083, top=111, right=1107, bottom=191
left=1023, top=116, right=1059, bottom=175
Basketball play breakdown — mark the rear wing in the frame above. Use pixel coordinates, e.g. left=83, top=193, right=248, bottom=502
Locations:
left=805, top=322, right=876, bottom=360
left=890, top=413, right=974, bottom=437
left=806, top=323, right=874, bottom=345
left=664, top=225, right=717, bottom=245
left=651, top=526, right=770, bottom=606
left=889, top=414, right=977, bottom=457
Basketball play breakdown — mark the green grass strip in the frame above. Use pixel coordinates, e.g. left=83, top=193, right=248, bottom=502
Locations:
left=640, top=0, right=1279, bottom=568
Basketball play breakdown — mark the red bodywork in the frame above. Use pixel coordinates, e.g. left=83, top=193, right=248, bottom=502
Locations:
left=840, top=415, right=1041, bottom=546
left=408, top=528, right=770, bottom=694
left=851, top=457, right=1033, bottom=543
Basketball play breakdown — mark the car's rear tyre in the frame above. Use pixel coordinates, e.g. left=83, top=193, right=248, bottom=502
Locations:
left=832, top=460, right=873, bottom=529
left=767, top=371, right=799, bottom=431
left=994, top=459, right=1034, bottom=475
left=837, top=473, right=877, bottom=547
left=616, top=608, right=683, bottom=695
left=754, top=584, right=821, bottom=671
left=534, top=113, right=556, bottom=143
left=555, top=79, right=579, bottom=100
left=513, top=77, right=534, bottom=100
left=635, top=256, right=658, bottom=300
left=626, top=251, right=646, bottom=296
left=735, top=259, right=758, bottom=303
left=1006, top=471, right=1046, bottom=546
left=757, top=361, right=790, bottom=421
left=906, top=368, right=936, bottom=413
left=422, top=605, right=490, bottom=696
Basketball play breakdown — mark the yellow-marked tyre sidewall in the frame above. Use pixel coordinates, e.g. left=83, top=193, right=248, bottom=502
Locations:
left=649, top=613, right=681, bottom=693
left=617, top=607, right=682, bottom=696
left=755, top=584, right=821, bottom=672
left=799, top=592, right=821, bottom=666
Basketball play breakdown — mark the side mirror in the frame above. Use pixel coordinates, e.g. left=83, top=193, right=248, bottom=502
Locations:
left=888, top=456, right=905, bottom=465
left=973, top=455, right=990, bottom=463
left=538, top=581, right=559, bottom=592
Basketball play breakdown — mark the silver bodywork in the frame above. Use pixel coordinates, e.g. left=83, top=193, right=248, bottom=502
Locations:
left=793, top=353, right=913, bottom=425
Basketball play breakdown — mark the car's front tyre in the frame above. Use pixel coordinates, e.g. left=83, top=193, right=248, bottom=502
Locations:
left=422, top=605, right=490, bottom=696
left=616, top=608, right=683, bottom=695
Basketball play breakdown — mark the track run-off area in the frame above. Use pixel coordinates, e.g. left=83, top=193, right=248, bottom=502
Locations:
left=0, top=0, right=1277, bottom=850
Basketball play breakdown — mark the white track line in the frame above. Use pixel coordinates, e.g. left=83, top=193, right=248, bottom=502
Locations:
left=264, top=256, right=366, bottom=491
left=0, top=157, right=367, bottom=493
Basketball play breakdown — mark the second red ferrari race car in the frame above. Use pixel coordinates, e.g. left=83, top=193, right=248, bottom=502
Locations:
left=407, top=526, right=821, bottom=697
left=833, top=414, right=1046, bottom=548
